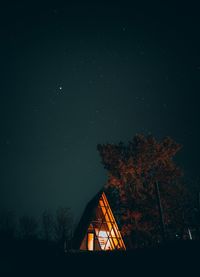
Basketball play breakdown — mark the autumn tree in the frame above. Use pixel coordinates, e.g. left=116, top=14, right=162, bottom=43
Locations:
left=97, top=134, right=188, bottom=248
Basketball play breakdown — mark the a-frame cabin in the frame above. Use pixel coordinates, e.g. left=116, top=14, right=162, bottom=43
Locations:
left=73, top=190, right=126, bottom=251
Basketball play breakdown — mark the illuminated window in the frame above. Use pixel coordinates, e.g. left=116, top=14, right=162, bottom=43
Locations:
left=98, top=231, right=112, bottom=250
left=87, top=233, right=94, bottom=251
left=79, top=192, right=126, bottom=251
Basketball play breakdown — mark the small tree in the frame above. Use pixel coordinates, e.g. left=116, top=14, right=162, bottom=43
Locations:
left=54, top=207, right=73, bottom=251
left=41, top=210, right=54, bottom=242
left=19, top=215, right=38, bottom=240
left=97, top=134, right=188, bottom=247
left=0, top=210, right=16, bottom=240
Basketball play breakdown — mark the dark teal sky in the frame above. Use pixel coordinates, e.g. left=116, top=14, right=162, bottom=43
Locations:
left=0, top=1, right=200, bottom=220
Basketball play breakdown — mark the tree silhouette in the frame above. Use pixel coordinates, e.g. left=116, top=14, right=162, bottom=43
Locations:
left=19, top=215, right=38, bottom=240
left=54, top=207, right=73, bottom=251
left=0, top=210, right=16, bottom=240
left=41, top=210, right=54, bottom=242
left=97, top=134, right=188, bottom=247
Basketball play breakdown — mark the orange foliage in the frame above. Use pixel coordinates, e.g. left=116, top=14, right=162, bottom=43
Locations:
left=97, top=135, right=187, bottom=247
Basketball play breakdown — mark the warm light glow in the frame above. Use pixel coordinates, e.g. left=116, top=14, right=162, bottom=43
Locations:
left=100, top=193, right=126, bottom=250
left=99, top=231, right=108, bottom=238
left=87, top=233, right=94, bottom=251
left=98, top=230, right=112, bottom=250
left=80, top=192, right=126, bottom=251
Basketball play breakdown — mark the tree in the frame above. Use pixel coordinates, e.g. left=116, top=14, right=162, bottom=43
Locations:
left=19, top=215, right=38, bottom=240
left=0, top=210, right=16, bottom=240
left=41, top=210, right=54, bottom=242
left=97, top=134, right=188, bottom=247
left=54, top=207, right=73, bottom=251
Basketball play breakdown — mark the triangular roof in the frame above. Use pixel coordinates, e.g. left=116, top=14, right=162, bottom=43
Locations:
left=73, top=190, right=126, bottom=251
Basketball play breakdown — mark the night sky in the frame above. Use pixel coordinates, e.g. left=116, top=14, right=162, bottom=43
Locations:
left=1, top=1, right=200, bottom=221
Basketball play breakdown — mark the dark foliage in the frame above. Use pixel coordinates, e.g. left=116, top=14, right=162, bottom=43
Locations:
left=98, top=134, right=198, bottom=247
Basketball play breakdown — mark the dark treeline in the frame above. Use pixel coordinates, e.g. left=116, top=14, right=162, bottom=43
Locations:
left=0, top=206, right=200, bottom=276
left=0, top=207, right=73, bottom=253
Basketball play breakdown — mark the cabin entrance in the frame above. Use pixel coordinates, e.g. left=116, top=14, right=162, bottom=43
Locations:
left=87, top=232, right=94, bottom=251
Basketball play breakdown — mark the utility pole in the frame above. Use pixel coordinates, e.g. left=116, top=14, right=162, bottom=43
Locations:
left=155, top=181, right=167, bottom=242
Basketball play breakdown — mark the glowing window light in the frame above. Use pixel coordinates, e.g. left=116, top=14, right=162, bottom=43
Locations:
left=79, top=192, right=126, bottom=251
left=99, top=230, right=108, bottom=238
left=97, top=231, right=112, bottom=250
left=99, top=193, right=126, bottom=249
left=87, top=233, right=94, bottom=251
